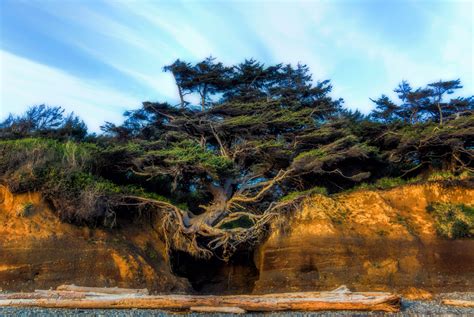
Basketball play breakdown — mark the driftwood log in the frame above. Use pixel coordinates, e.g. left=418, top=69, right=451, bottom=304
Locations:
left=56, top=284, right=149, bottom=295
left=442, top=299, right=474, bottom=308
left=0, top=285, right=401, bottom=312
left=190, top=306, right=247, bottom=314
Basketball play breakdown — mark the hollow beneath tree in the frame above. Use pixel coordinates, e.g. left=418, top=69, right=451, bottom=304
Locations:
left=169, top=249, right=259, bottom=294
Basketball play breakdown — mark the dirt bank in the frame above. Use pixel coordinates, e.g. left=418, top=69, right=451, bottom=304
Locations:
left=1, top=181, right=473, bottom=295
left=0, top=186, right=190, bottom=293
left=254, top=181, right=474, bottom=294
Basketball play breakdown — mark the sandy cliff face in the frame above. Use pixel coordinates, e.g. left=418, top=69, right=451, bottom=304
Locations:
left=1, top=182, right=473, bottom=295
left=254, top=182, right=474, bottom=294
left=0, top=186, right=190, bottom=293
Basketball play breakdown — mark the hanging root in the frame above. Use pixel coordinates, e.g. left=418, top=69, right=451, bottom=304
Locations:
left=120, top=193, right=301, bottom=261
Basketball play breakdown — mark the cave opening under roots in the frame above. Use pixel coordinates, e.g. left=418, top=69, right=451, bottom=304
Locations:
left=169, top=249, right=259, bottom=294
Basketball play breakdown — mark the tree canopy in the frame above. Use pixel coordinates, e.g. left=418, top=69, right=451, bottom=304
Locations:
left=371, top=79, right=472, bottom=125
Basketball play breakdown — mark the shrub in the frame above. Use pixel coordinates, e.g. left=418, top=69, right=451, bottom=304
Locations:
left=426, top=170, right=473, bottom=181
left=0, top=139, right=121, bottom=224
left=0, top=138, right=188, bottom=227
left=426, top=203, right=474, bottom=238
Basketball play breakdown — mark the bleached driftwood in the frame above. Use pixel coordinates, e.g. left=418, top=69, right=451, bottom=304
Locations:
left=0, top=290, right=86, bottom=300
left=56, top=284, right=149, bottom=295
left=442, top=299, right=474, bottom=308
left=0, top=285, right=401, bottom=312
left=190, top=306, right=247, bottom=313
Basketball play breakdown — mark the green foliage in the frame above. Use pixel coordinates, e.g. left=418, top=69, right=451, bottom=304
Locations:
left=340, top=170, right=470, bottom=194
left=294, top=148, right=327, bottom=162
left=0, top=105, right=88, bottom=141
left=294, top=136, right=378, bottom=167
left=280, top=186, right=328, bottom=202
left=353, top=177, right=420, bottom=191
left=223, top=115, right=262, bottom=127
left=426, top=170, right=470, bottom=181
left=375, top=177, right=414, bottom=189
left=150, top=140, right=233, bottom=176
left=0, top=138, right=95, bottom=191
left=427, top=203, right=474, bottom=239
left=0, top=138, right=107, bottom=221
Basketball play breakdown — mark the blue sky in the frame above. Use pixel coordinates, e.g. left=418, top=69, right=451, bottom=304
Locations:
left=1, top=0, right=472, bottom=131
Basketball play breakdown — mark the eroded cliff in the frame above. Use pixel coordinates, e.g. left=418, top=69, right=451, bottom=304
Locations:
left=0, top=186, right=190, bottom=293
left=254, top=181, right=474, bottom=294
left=1, top=181, right=473, bottom=295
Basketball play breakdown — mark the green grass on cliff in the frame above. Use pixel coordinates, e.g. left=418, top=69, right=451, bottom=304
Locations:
left=351, top=176, right=421, bottom=191
left=280, top=186, right=328, bottom=202
left=348, top=171, right=472, bottom=193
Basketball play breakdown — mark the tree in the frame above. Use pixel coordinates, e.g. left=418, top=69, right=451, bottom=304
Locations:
left=164, top=57, right=231, bottom=110
left=102, top=59, right=369, bottom=259
left=370, top=95, right=400, bottom=123
left=426, top=79, right=462, bottom=125
left=382, top=114, right=474, bottom=174
left=370, top=80, right=473, bottom=176
left=2, top=60, right=472, bottom=263
left=371, top=79, right=472, bottom=124
left=0, top=105, right=87, bottom=141
left=163, top=59, right=194, bottom=108
left=222, top=59, right=281, bottom=102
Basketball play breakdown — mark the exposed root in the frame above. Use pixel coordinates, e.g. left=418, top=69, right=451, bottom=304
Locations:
left=121, top=183, right=301, bottom=261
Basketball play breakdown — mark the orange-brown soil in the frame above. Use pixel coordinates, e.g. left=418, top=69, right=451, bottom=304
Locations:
left=1, top=181, right=473, bottom=295
left=254, top=182, right=474, bottom=294
left=0, top=186, right=190, bottom=293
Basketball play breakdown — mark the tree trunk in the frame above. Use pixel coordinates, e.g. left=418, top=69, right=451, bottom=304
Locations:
left=437, top=102, right=443, bottom=125
left=187, top=182, right=230, bottom=232
left=201, top=84, right=208, bottom=111
left=178, top=86, right=185, bottom=108
left=172, top=73, right=185, bottom=108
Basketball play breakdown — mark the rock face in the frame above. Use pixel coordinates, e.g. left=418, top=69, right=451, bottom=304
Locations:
left=0, top=186, right=190, bottom=293
left=254, top=182, right=474, bottom=294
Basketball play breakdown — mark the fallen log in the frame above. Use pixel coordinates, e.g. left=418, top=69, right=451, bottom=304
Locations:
left=442, top=299, right=474, bottom=308
left=0, top=290, right=86, bottom=300
left=190, top=306, right=246, bottom=314
left=56, top=284, right=149, bottom=295
left=0, top=286, right=401, bottom=312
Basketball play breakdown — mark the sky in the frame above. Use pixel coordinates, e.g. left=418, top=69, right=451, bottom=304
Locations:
left=0, top=0, right=473, bottom=132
